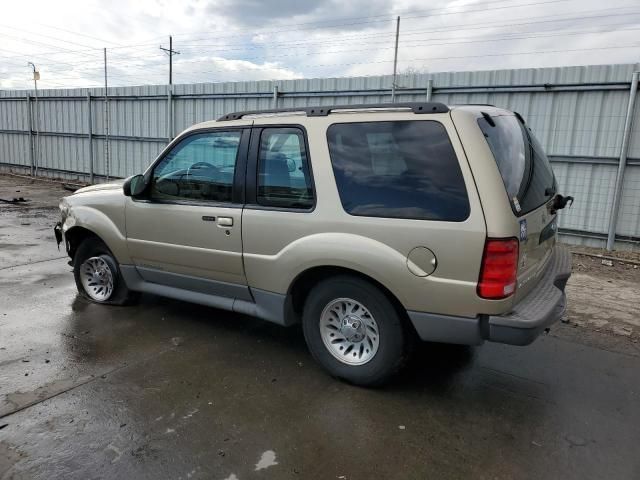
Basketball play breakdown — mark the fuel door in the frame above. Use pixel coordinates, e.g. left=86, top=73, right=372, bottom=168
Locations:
left=406, top=247, right=437, bottom=277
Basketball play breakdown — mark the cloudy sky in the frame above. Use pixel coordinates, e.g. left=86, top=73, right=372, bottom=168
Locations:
left=1, top=0, right=639, bottom=90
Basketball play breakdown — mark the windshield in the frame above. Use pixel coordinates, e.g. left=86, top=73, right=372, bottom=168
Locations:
left=478, top=114, right=556, bottom=216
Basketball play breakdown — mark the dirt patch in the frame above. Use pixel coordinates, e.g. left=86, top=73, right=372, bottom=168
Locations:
left=0, top=440, right=25, bottom=477
left=550, top=248, right=640, bottom=350
left=564, top=271, right=639, bottom=336
left=0, top=175, right=72, bottom=211
left=0, top=176, right=72, bottom=269
left=571, top=244, right=640, bottom=262
left=570, top=246, right=640, bottom=283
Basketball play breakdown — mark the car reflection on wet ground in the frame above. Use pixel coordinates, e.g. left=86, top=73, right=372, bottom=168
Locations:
left=1, top=175, right=639, bottom=479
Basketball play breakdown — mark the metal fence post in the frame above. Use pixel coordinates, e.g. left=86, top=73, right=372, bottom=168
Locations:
left=167, top=85, right=173, bottom=142
left=606, top=71, right=639, bottom=251
left=426, top=79, right=433, bottom=101
left=87, top=93, right=94, bottom=184
left=26, top=94, right=34, bottom=176
left=272, top=85, right=279, bottom=109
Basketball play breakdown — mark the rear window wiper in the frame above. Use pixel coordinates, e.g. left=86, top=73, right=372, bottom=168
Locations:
left=480, top=111, right=495, bottom=127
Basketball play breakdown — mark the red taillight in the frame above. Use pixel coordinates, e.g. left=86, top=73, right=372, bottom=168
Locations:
left=477, top=238, right=519, bottom=299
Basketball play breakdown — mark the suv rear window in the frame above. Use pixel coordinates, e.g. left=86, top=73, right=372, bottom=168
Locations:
left=326, top=121, right=470, bottom=221
left=478, top=115, right=557, bottom=216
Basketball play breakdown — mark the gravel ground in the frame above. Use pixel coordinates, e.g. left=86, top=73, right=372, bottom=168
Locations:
left=552, top=246, right=640, bottom=355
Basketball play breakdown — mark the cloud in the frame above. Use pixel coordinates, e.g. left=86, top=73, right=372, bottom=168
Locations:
left=0, top=0, right=639, bottom=90
left=207, top=0, right=329, bottom=26
left=206, top=0, right=393, bottom=30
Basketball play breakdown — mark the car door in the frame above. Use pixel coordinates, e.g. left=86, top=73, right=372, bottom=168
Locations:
left=125, top=128, right=250, bottom=298
left=241, top=125, right=316, bottom=291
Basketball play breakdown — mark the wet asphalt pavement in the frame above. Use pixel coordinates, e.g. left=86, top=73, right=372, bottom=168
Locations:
left=1, top=176, right=640, bottom=480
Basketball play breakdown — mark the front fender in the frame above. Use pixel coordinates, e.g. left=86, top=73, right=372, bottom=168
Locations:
left=60, top=196, right=131, bottom=264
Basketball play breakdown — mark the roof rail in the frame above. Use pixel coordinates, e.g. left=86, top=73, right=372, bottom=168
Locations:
left=452, top=103, right=496, bottom=107
left=217, top=102, right=449, bottom=121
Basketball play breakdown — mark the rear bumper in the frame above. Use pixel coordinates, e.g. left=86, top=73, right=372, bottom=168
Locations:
left=486, top=244, right=571, bottom=345
left=407, top=245, right=572, bottom=346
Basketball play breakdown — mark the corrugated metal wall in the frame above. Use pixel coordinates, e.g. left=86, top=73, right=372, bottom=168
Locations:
left=1, top=63, right=639, bottom=249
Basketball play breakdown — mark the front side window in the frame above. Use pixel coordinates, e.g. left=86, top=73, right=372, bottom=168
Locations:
left=327, top=121, right=470, bottom=221
left=151, top=131, right=241, bottom=202
left=257, top=128, right=314, bottom=209
left=478, top=115, right=556, bottom=216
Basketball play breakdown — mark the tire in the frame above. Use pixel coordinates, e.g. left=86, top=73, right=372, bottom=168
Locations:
left=73, top=237, right=139, bottom=306
left=302, top=275, right=411, bottom=387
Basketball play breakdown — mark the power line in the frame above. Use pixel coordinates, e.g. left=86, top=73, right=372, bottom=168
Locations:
left=170, top=23, right=640, bottom=61
left=0, top=3, right=634, bottom=63
left=3, top=22, right=638, bottom=84
left=0, top=24, right=105, bottom=50
left=175, top=8, right=640, bottom=50
left=105, top=24, right=639, bottom=69
left=0, top=32, right=102, bottom=60
left=307, top=44, right=640, bottom=69
left=35, top=22, right=121, bottom=46
left=0, top=39, right=163, bottom=61
left=0, top=0, right=578, bottom=61
left=2, top=14, right=638, bottom=76
left=144, top=43, right=640, bottom=77
left=162, top=27, right=640, bottom=66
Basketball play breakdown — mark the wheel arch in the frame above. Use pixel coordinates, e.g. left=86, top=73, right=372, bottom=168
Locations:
left=64, top=226, right=103, bottom=262
left=286, top=265, right=413, bottom=331
left=64, top=226, right=123, bottom=267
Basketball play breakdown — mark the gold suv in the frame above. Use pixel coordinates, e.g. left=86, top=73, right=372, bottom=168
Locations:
left=55, top=103, right=572, bottom=386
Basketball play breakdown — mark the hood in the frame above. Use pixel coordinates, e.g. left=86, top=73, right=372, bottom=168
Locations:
left=74, top=179, right=126, bottom=195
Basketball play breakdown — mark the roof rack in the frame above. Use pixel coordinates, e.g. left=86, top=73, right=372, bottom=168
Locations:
left=217, top=102, right=449, bottom=121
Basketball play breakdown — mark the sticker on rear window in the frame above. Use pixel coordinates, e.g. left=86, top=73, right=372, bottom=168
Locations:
left=513, top=197, right=522, bottom=213
left=519, top=219, right=528, bottom=241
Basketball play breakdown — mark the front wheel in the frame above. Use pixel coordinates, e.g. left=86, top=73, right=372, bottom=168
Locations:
left=302, top=276, right=411, bottom=387
left=73, top=238, right=138, bottom=305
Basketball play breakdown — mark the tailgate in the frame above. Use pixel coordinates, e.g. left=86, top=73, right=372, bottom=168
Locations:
left=475, top=112, right=559, bottom=303
left=514, top=202, right=558, bottom=302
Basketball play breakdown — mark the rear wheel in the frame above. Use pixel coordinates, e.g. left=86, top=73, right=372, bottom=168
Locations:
left=73, top=238, right=138, bottom=305
left=302, top=275, right=411, bottom=386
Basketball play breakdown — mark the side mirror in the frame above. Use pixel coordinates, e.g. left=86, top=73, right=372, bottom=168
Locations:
left=286, top=158, right=297, bottom=173
left=123, top=174, right=147, bottom=197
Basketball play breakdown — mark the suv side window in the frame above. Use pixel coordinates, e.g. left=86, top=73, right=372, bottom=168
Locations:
left=327, top=121, right=470, bottom=221
left=151, top=131, right=241, bottom=203
left=257, top=128, right=314, bottom=209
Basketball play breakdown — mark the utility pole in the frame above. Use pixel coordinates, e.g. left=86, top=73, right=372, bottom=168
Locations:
left=160, top=35, right=180, bottom=85
left=27, top=62, right=40, bottom=176
left=391, top=16, right=400, bottom=103
left=104, top=48, right=110, bottom=182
